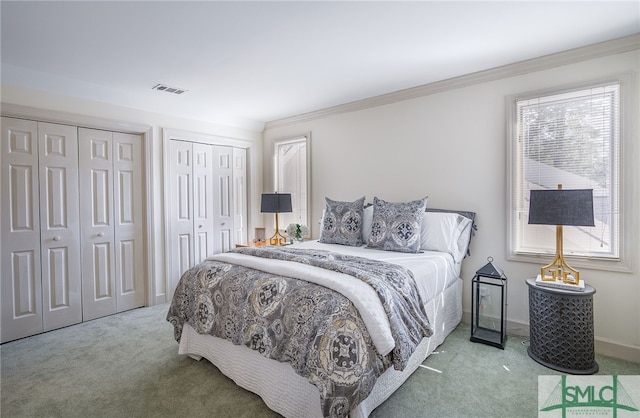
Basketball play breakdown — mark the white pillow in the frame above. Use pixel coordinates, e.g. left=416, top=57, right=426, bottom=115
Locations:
left=420, top=212, right=473, bottom=263
left=361, top=205, right=373, bottom=244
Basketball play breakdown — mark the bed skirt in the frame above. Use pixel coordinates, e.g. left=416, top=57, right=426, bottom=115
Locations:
left=178, top=278, right=463, bottom=418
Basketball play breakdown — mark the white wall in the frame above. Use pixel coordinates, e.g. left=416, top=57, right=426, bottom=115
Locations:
left=0, top=86, right=264, bottom=305
left=263, top=49, right=640, bottom=362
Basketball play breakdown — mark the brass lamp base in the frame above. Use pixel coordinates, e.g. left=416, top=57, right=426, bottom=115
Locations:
left=269, top=233, right=287, bottom=246
left=539, top=224, right=580, bottom=285
left=269, top=212, right=287, bottom=246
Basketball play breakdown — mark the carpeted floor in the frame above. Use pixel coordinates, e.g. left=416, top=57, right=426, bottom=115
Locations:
left=1, top=303, right=638, bottom=418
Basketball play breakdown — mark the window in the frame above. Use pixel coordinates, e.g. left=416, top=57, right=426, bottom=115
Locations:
left=509, top=83, right=620, bottom=262
left=274, top=136, right=310, bottom=232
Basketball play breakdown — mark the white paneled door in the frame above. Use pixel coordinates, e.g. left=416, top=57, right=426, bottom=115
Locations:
left=212, top=146, right=234, bottom=254
left=79, top=129, right=115, bottom=321
left=112, top=132, right=144, bottom=312
left=1, top=118, right=82, bottom=342
left=2, top=119, right=145, bottom=343
left=79, top=128, right=143, bottom=322
left=193, top=143, right=215, bottom=265
left=38, top=122, right=82, bottom=331
left=2, top=118, right=44, bottom=342
left=232, top=147, right=247, bottom=246
left=168, top=140, right=194, bottom=300
left=167, top=139, right=247, bottom=299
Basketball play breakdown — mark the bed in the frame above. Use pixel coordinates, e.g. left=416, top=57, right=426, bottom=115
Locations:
left=167, top=197, right=476, bottom=418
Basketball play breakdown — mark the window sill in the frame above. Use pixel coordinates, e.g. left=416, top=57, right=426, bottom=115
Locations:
left=507, top=252, right=632, bottom=274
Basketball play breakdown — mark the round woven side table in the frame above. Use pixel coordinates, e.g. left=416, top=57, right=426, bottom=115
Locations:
left=526, top=278, right=598, bottom=375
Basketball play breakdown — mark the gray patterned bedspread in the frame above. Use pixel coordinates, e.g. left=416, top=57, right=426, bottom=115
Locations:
left=167, top=247, right=433, bottom=418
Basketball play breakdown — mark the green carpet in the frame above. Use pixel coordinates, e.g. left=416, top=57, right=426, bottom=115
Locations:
left=1, top=303, right=638, bottom=418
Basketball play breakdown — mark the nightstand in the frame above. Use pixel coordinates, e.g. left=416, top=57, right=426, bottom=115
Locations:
left=526, top=278, right=598, bottom=374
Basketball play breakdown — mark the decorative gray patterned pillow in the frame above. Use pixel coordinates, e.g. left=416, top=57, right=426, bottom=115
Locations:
left=319, top=196, right=365, bottom=246
left=367, top=196, right=428, bottom=253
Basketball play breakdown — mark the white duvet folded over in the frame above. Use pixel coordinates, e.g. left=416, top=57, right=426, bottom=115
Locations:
left=210, top=241, right=460, bottom=357
left=296, top=240, right=461, bottom=303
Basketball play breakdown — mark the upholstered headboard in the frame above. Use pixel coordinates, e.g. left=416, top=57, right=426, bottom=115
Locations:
left=425, top=208, right=477, bottom=259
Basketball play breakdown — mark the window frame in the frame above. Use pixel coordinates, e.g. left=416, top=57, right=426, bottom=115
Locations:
left=506, top=76, right=635, bottom=274
left=273, top=134, right=311, bottom=234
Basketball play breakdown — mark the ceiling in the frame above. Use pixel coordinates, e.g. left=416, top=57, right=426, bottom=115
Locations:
left=1, top=1, right=639, bottom=131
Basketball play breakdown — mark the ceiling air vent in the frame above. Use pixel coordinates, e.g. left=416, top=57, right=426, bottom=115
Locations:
left=152, top=84, right=188, bottom=95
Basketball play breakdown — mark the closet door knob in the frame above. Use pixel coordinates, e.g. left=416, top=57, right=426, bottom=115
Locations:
left=97, top=232, right=104, bottom=237
left=198, top=224, right=203, bottom=228
left=53, top=236, right=61, bottom=241
left=221, top=222, right=226, bottom=226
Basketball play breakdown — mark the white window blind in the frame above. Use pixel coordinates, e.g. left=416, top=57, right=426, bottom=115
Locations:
left=513, top=83, right=620, bottom=259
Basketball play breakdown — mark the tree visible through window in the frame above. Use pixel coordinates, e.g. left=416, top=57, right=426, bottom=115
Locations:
left=512, top=83, right=620, bottom=259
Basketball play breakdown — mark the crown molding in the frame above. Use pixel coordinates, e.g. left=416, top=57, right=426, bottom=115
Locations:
left=0, top=102, right=151, bottom=134
left=265, top=33, right=640, bottom=130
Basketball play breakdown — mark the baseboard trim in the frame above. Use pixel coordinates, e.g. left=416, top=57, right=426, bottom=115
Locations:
left=595, top=338, right=640, bottom=364
left=155, top=294, right=167, bottom=306
left=461, top=311, right=639, bottom=363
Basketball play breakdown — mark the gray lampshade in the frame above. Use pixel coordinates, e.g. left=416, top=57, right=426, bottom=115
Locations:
left=528, top=189, right=595, bottom=226
left=260, top=193, right=292, bottom=213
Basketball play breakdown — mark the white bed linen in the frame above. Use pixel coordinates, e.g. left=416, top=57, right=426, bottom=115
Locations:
left=178, top=242, right=463, bottom=418
left=211, top=250, right=395, bottom=355
left=211, top=241, right=459, bottom=356
left=179, top=277, right=462, bottom=418
left=293, top=240, right=461, bottom=305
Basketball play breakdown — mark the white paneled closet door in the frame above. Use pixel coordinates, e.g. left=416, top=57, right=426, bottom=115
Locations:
left=79, top=128, right=116, bottom=321
left=79, top=128, right=143, bottom=321
left=38, top=122, right=82, bottom=331
left=1, top=118, right=43, bottom=342
left=193, top=143, right=215, bottom=265
left=112, top=132, right=144, bottom=312
left=232, top=147, right=247, bottom=246
left=212, top=145, right=234, bottom=254
left=168, top=140, right=194, bottom=299
left=1, top=118, right=82, bottom=343
left=167, top=139, right=247, bottom=299
left=167, top=141, right=215, bottom=297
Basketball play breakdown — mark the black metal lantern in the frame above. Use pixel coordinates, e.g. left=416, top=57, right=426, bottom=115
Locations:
left=470, top=257, right=507, bottom=349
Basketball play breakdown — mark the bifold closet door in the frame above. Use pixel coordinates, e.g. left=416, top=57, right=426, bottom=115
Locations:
left=232, top=147, right=247, bottom=246
left=38, top=122, right=82, bottom=331
left=1, top=118, right=43, bottom=342
left=167, top=140, right=216, bottom=297
left=212, top=145, right=233, bottom=254
left=79, top=128, right=143, bottom=321
left=168, top=140, right=194, bottom=299
left=193, top=143, right=215, bottom=264
left=112, top=132, right=144, bottom=312
left=167, top=140, right=247, bottom=299
left=1, top=118, right=82, bottom=342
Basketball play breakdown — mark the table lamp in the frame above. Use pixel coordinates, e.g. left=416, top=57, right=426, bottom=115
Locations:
left=528, top=184, right=595, bottom=285
left=261, top=192, right=292, bottom=246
